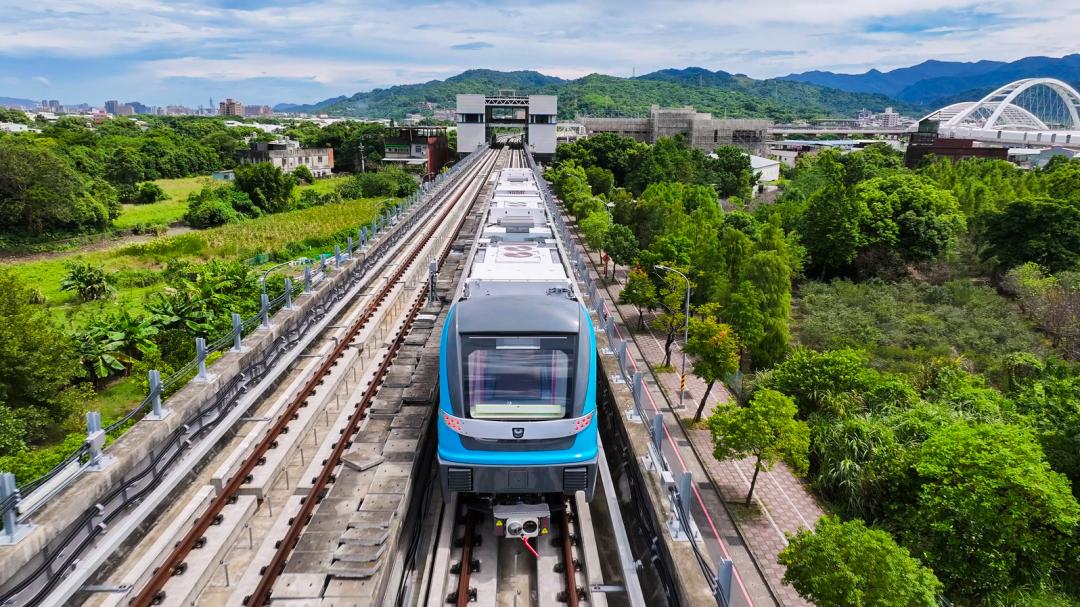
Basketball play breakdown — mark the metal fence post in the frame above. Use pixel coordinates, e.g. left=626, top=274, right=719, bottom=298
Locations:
left=0, top=473, right=31, bottom=545
left=678, top=471, right=693, bottom=530
left=284, top=278, right=293, bottom=310
left=346, top=236, right=354, bottom=257
left=232, top=313, right=243, bottom=352
left=652, top=412, right=664, bottom=460
left=716, top=559, right=733, bottom=607
left=428, top=259, right=438, bottom=304
left=304, top=266, right=313, bottom=293
left=617, top=340, right=629, bottom=376
left=334, top=244, right=342, bottom=268
left=631, top=372, right=644, bottom=421
left=147, top=369, right=170, bottom=420
left=85, top=411, right=110, bottom=471
left=195, top=337, right=212, bottom=382
left=260, top=293, right=270, bottom=329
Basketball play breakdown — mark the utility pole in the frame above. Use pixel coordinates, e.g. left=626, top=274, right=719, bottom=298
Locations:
left=357, top=140, right=365, bottom=172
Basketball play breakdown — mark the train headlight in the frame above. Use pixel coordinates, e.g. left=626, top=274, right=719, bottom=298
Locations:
left=442, top=412, right=463, bottom=433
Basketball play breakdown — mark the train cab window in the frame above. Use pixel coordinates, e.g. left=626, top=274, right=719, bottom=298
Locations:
left=463, top=336, right=575, bottom=420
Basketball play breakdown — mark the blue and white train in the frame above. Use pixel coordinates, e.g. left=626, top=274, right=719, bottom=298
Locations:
left=437, top=166, right=598, bottom=501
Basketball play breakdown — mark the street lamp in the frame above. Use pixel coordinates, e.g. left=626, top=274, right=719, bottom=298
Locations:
left=261, top=258, right=311, bottom=293
left=655, top=264, right=690, bottom=409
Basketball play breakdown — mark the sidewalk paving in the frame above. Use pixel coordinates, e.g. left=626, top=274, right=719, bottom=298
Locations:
left=586, top=250, right=824, bottom=607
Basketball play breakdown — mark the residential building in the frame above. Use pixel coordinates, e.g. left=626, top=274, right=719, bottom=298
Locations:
left=219, top=98, right=243, bottom=116
left=104, top=100, right=120, bottom=114
left=127, top=101, right=151, bottom=115
left=240, top=139, right=334, bottom=177
left=244, top=105, right=272, bottom=117
left=580, top=105, right=770, bottom=154
left=881, top=107, right=900, bottom=128
left=383, top=126, right=451, bottom=174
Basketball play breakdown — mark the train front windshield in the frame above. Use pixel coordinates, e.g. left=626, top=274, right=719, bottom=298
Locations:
left=463, top=335, right=575, bottom=420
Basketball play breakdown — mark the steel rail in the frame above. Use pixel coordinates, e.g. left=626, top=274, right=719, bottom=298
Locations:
left=126, top=150, right=498, bottom=607
left=453, top=509, right=478, bottom=607
left=244, top=148, right=503, bottom=606
left=557, top=500, right=582, bottom=607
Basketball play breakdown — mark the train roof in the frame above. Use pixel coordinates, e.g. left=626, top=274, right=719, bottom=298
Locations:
left=463, top=166, right=573, bottom=299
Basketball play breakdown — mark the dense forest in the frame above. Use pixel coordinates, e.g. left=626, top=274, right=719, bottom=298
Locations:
left=547, top=133, right=1080, bottom=606
left=283, top=68, right=904, bottom=121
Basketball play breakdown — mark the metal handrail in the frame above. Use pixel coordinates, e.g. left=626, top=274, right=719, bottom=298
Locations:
left=0, top=147, right=489, bottom=607
left=5, top=149, right=488, bottom=502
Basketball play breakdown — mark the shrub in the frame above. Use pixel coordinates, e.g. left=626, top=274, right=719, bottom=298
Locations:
left=292, top=165, right=314, bottom=184
left=133, top=182, right=167, bottom=204
left=185, top=194, right=240, bottom=228
left=340, top=168, right=418, bottom=199
left=60, top=261, right=115, bottom=301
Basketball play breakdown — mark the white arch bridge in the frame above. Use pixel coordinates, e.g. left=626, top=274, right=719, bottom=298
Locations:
left=919, top=78, right=1080, bottom=147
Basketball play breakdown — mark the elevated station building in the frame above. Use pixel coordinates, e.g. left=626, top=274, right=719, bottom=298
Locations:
left=456, top=93, right=557, bottom=157
left=580, top=105, right=771, bottom=154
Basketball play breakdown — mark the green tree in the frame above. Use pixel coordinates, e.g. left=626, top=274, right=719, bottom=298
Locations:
left=761, top=348, right=877, bottom=417
left=619, top=267, right=657, bottom=330
left=801, top=180, right=868, bottom=273
left=585, top=166, right=614, bottom=196
left=855, top=173, right=966, bottom=262
left=725, top=281, right=765, bottom=370
left=580, top=212, right=612, bottom=276
left=0, top=139, right=113, bottom=234
left=233, top=162, right=297, bottom=214
left=0, top=270, right=80, bottom=409
left=685, top=304, right=740, bottom=422
left=982, top=198, right=1080, bottom=273
left=708, top=145, right=753, bottom=198
left=105, top=146, right=145, bottom=188
left=708, top=388, right=809, bottom=504
left=0, top=405, right=27, bottom=457
left=779, top=516, right=942, bottom=607
left=898, top=422, right=1080, bottom=598
left=650, top=272, right=689, bottom=368
left=603, top=223, right=639, bottom=280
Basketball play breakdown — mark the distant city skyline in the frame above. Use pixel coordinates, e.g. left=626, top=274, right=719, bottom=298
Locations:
left=2, top=0, right=1078, bottom=106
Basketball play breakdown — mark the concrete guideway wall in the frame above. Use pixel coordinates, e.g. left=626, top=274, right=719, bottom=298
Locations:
left=0, top=152, right=490, bottom=603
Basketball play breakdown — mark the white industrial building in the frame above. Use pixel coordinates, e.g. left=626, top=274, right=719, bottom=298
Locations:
left=456, top=93, right=557, bottom=157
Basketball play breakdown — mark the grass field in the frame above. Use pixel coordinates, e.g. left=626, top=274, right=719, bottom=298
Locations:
left=114, top=176, right=213, bottom=229
left=113, top=174, right=353, bottom=230
left=10, top=197, right=385, bottom=326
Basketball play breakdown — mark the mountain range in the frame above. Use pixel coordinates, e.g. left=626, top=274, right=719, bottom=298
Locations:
left=276, top=68, right=906, bottom=122
left=0, top=96, right=40, bottom=110
left=781, top=53, right=1080, bottom=106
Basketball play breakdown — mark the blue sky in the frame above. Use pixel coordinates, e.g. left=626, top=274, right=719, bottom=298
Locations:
left=1, top=0, right=1077, bottom=106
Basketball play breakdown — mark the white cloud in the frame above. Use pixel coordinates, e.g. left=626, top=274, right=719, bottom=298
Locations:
left=32, top=76, right=51, bottom=86
left=0, top=0, right=1076, bottom=102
